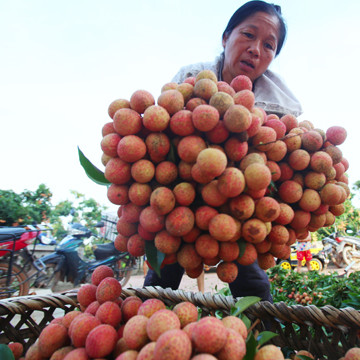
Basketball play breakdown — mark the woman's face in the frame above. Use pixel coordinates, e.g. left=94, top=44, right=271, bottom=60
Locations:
left=222, top=11, right=280, bottom=84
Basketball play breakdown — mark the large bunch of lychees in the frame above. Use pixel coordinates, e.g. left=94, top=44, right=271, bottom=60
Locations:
left=100, top=69, right=349, bottom=282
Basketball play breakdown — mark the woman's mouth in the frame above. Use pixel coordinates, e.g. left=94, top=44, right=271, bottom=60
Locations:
left=238, top=61, right=255, bottom=75
left=240, top=60, right=255, bottom=69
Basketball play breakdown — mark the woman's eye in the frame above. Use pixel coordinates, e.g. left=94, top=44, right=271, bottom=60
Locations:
left=242, top=32, right=254, bottom=39
left=265, top=42, right=275, bottom=50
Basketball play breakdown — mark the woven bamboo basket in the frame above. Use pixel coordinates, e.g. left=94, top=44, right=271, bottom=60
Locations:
left=0, top=286, right=359, bottom=360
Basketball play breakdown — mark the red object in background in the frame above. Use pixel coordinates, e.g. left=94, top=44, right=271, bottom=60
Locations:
left=0, top=230, right=38, bottom=257
left=336, top=236, right=344, bottom=243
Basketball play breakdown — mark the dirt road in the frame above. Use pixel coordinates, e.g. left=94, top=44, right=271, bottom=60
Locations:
left=32, top=263, right=346, bottom=298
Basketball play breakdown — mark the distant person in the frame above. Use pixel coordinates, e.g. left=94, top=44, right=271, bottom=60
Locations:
left=144, top=0, right=302, bottom=303
left=143, top=255, right=148, bottom=277
left=196, top=269, right=205, bottom=293
left=296, top=233, right=312, bottom=273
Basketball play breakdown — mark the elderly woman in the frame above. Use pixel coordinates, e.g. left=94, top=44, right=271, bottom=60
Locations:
left=144, top=0, right=303, bottom=302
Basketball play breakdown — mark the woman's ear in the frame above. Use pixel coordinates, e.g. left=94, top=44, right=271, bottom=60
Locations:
left=222, top=34, right=228, bottom=48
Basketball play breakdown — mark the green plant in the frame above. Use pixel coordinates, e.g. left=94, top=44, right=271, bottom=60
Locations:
left=267, top=265, right=360, bottom=309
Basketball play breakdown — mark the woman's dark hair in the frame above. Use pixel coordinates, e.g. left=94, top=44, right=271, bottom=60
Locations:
left=222, top=1, right=287, bottom=56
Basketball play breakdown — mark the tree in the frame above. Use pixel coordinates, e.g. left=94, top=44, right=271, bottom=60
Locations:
left=0, top=184, right=52, bottom=226
left=0, top=185, right=108, bottom=240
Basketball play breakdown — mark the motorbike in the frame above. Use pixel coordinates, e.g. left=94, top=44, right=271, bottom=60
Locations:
left=0, top=224, right=52, bottom=298
left=335, top=230, right=360, bottom=270
left=33, top=220, right=137, bottom=292
left=321, top=232, right=345, bottom=268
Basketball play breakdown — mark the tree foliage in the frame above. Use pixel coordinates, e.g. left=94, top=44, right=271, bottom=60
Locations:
left=0, top=184, right=108, bottom=239
left=0, top=184, right=52, bottom=226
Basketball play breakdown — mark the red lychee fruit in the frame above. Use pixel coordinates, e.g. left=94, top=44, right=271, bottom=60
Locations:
left=146, top=309, right=181, bottom=341
left=123, top=315, right=150, bottom=351
left=177, top=243, right=202, bottom=270
left=145, top=132, right=171, bottom=163
left=69, top=313, right=101, bottom=348
left=96, top=277, right=122, bottom=304
left=153, top=329, right=192, bottom=360
left=244, top=163, right=272, bottom=191
left=129, top=89, right=155, bottom=114
left=216, top=261, right=239, bottom=283
left=192, top=316, right=227, bottom=354
left=326, top=125, right=347, bottom=145
left=172, top=301, right=199, bottom=328
left=142, top=105, right=170, bottom=131
left=223, top=104, right=251, bottom=133
left=38, top=323, right=68, bottom=358
left=157, top=89, right=184, bottom=115
left=101, top=133, right=121, bottom=157
left=222, top=316, right=247, bottom=340
left=77, top=284, right=97, bottom=308
left=217, top=167, right=245, bottom=198
left=209, top=214, right=237, bottom=242
left=108, top=98, right=130, bottom=119
left=237, top=242, right=257, bottom=266
left=113, top=108, right=142, bottom=135
left=278, top=180, right=303, bottom=203
left=154, top=230, right=181, bottom=254
left=165, top=206, right=195, bottom=237
left=195, top=234, right=220, bottom=259
left=170, top=109, right=195, bottom=136
left=150, top=187, right=176, bottom=215
left=177, top=135, right=207, bottom=163
left=139, top=206, right=165, bottom=233
left=242, top=218, right=267, bottom=243
left=192, top=104, right=220, bottom=132
left=85, top=324, right=118, bottom=358
left=91, top=265, right=114, bottom=286
left=230, top=74, right=252, bottom=92
left=193, top=78, right=218, bottom=101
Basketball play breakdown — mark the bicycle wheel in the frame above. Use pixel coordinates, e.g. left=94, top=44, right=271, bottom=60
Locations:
left=342, top=246, right=360, bottom=270
left=0, top=261, right=30, bottom=299
left=34, top=262, right=61, bottom=292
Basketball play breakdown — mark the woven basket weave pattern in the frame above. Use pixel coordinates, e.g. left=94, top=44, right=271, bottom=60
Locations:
left=0, top=287, right=359, bottom=360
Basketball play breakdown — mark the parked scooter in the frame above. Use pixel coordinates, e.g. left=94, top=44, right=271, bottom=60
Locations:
left=34, top=220, right=137, bottom=291
left=0, top=224, right=52, bottom=298
left=321, top=232, right=345, bottom=268
left=335, top=230, right=360, bottom=270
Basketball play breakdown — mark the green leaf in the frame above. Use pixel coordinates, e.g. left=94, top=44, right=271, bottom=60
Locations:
left=243, top=332, right=258, bottom=360
left=145, top=240, right=165, bottom=277
left=240, top=314, right=252, bottom=329
left=0, top=345, right=15, bottom=360
left=215, top=309, right=224, bottom=319
left=232, top=296, right=261, bottom=317
left=237, top=239, right=247, bottom=259
left=257, top=331, right=278, bottom=346
left=297, top=356, right=314, bottom=360
left=166, top=141, right=177, bottom=163
left=78, top=147, right=111, bottom=186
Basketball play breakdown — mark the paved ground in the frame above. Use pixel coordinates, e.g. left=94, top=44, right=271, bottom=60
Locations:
left=32, top=271, right=228, bottom=296
left=31, top=263, right=346, bottom=297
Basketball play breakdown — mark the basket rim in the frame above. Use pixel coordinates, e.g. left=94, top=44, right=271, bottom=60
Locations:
left=1, top=286, right=359, bottom=329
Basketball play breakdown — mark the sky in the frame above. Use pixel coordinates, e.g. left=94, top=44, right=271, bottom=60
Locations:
left=1, top=0, right=360, bottom=214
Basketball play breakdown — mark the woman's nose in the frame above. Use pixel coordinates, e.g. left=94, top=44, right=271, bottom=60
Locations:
left=248, top=41, right=260, bottom=57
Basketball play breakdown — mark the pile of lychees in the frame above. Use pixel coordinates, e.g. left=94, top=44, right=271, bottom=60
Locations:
left=11, top=265, right=360, bottom=359
left=100, top=69, right=349, bottom=282
left=19, top=265, right=251, bottom=359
